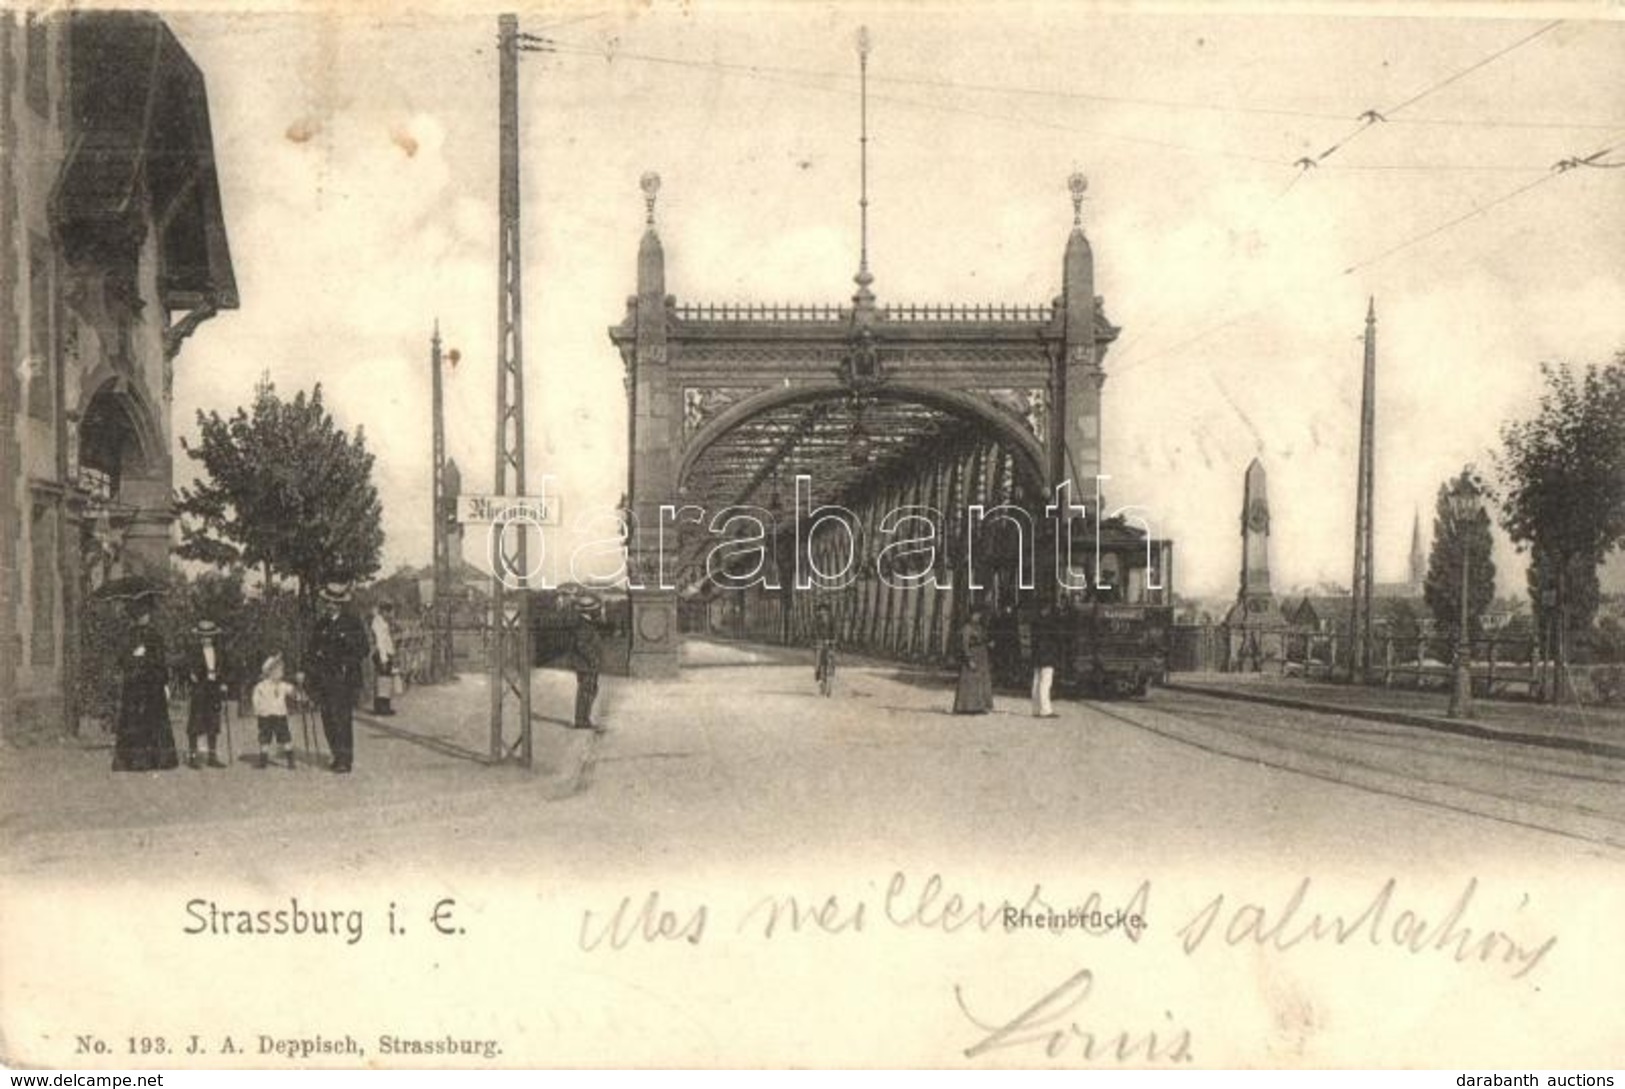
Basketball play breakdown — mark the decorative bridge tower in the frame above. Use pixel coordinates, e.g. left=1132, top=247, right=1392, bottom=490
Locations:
left=610, top=35, right=1120, bottom=677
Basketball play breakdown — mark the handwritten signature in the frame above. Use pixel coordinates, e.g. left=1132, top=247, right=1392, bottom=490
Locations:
left=956, top=968, right=1193, bottom=1064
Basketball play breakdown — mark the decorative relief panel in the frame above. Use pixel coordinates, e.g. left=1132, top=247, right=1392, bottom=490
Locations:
left=900, top=347, right=1050, bottom=370
left=675, top=347, right=845, bottom=370
left=682, top=386, right=765, bottom=436
left=976, top=387, right=1049, bottom=445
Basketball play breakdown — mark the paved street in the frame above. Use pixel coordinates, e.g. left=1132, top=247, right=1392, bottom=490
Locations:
left=7, top=637, right=1621, bottom=881
left=5, top=637, right=1623, bottom=1067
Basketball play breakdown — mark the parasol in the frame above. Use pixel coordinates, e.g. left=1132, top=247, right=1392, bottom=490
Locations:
left=90, top=574, right=169, bottom=603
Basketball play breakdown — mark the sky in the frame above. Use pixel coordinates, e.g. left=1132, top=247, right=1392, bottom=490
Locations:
left=163, top=2, right=1625, bottom=602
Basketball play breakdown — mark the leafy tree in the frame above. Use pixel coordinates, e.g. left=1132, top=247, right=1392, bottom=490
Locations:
left=1380, top=597, right=1421, bottom=645
left=175, top=378, right=384, bottom=606
left=1527, top=546, right=1601, bottom=653
left=1494, top=355, right=1625, bottom=693
left=1423, top=467, right=1497, bottom=643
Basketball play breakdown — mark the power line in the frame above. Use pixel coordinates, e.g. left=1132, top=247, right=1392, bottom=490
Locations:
left=1341, top=133, right=1625, bottom=275
left=1387, top=20, right=1562, bottom=117
left=1290, top=20, right=1564, bottom=180
left=1112, top=133, right=1625, bottom=378
left=551, top=40, right=1288, bottom=167
left=548, top=32, right=1619, bottom=136
left=552, top=39, right=1589, bottom=176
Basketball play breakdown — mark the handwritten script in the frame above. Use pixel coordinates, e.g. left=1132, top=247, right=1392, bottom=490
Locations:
left=578, top=871, right=1556, bottom=981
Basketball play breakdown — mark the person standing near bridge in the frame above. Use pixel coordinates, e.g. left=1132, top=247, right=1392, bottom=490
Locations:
left=307, top=584, right=369, bottom=774
left=1030, top=604, right=1061, bottom=718
left=953, top=607, right=994, bottom=715
left=570, top=595, right=605, bottom=729
left=370, top=600, right=398, bottom=716
left=813, top=600, right=838, bottom=696
left=184, top=619, right=231, bottom=767
left=111, top=595, right=180, bottom=772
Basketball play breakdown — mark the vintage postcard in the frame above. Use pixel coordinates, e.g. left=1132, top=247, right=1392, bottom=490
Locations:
left=2, top=0, right=1623, bottom=1071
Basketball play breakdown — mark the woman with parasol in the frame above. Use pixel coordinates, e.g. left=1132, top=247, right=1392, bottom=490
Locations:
left=100, top=579, right=180, bottom=772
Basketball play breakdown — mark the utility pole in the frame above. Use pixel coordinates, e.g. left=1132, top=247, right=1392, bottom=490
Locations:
left=1349, top=298, right=1377, bottom=683
left=430, top=322, right=454, bottom=683
left=488, top=13, right=549, bottom=765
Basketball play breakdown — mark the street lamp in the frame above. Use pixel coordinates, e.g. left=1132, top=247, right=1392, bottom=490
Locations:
left=1446, top=482, right=1481, bottom=718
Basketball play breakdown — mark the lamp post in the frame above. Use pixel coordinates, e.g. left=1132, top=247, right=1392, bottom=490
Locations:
left=1446, top=482, right=1481, bottom=719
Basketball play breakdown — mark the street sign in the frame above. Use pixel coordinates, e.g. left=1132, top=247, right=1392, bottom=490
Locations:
left=457, top=494, right=562, bottom=526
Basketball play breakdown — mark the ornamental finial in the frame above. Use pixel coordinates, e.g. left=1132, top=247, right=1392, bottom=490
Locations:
left=1068, top=171, right=1088, bottom=227
left=852, top=27, right=875, bottom=311
left=640, top=171, right=662, bottom=227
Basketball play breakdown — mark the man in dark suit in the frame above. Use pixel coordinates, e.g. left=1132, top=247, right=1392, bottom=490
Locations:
left=569, top=596, right=605, bottom=729
left=306, top=583, right=369, bottom=773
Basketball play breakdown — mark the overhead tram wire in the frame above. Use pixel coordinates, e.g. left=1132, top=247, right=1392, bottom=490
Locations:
left=1290, top=20, right=1564, bottom=182
left=1341, top=131, right=1625, bottom=276
left=1124, top=20, right=1578, bottom=373
left=543, top=33, right=1622, bottom=134
left=547, top=39, right=1286, bottom=167
left=1111, top=131, right=1625, bottom=380
left=548, top=39, right=1584, bottom=177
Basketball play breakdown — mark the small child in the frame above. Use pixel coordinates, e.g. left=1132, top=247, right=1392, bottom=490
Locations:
left=251, top=654, right=298, bottom=770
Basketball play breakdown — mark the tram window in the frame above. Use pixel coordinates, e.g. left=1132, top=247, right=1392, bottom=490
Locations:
left=1096, top=553, right=1122, bottom=601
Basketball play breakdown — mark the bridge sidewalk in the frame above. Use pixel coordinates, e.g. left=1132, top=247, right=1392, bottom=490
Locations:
left=1164, top=672, right=1625, bottom=760
left=0, top=670, right=598, bottom=848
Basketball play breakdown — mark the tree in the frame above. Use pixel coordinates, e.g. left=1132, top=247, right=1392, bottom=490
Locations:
left=1380, top=597, right=1421, bottom=645
left=175, top=378, right=384, bottom=604
left=1423, top=468, right=1496, bottom=643
left=1527, top=546, right=1601, bottom=653
left=1494, top=354, right=1625, bottom=694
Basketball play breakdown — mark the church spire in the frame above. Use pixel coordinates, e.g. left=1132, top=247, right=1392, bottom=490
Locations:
left=1409, top=506, right=1425, bottom=593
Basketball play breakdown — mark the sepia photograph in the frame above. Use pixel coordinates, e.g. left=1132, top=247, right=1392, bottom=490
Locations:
left=1, top=0, right=1623, bottom=1072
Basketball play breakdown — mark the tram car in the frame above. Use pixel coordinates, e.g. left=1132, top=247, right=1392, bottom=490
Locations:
left=1051, top=516, right=1175, bottom=698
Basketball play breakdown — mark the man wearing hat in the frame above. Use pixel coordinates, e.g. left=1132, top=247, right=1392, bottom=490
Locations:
left=184, top=619, right=231, bottom=768
left=306, top=583, right=370, bottom=773
left=568, top=595, right=605, bottom=729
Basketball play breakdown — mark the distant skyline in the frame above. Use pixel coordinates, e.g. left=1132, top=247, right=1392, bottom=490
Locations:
left=165, top=4, right=1625, bottom=600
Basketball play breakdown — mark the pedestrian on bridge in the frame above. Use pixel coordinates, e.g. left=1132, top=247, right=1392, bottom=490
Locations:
left=370, top=600, right=398, bottom=716
left=307, top=583, right=369, bottom=774
left=184, top=619, right=231, bottom=768
left=1031, top=605, right=1061, bottom=718
left=570, top=595, right=605, bottom=729
left=953, top=607, right=994, bottom=715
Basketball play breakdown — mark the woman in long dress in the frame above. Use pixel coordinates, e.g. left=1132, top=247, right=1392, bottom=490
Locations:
left=111, top=598, right=179, bottom=772
left=953, top=608, right=995, bottom=714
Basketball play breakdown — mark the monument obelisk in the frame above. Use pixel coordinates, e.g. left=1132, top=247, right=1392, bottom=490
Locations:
left=1239, top=458, right=1274, bottom=610
left=1225, top=458, right=1285, bottom=670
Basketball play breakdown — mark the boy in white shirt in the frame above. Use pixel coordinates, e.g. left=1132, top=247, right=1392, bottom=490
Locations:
left=252, top=654, right=299, bottom=770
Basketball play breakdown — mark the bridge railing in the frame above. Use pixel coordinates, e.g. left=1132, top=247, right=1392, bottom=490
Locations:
left=669, top=301, right=1059, bottom=323
left=886, top=303, right=1057, bottom=323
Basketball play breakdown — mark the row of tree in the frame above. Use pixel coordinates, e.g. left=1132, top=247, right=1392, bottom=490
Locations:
left=1421, top=352, right=1625, bottom=692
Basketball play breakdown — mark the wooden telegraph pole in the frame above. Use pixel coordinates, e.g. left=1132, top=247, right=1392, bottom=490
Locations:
left=1349, top=298, right=1377, bottom=682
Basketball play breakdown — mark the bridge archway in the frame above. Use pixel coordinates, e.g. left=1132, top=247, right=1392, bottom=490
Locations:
left=609, top=173, right=1118, bottom=675
left=677, top=382, right=1048, bottom=510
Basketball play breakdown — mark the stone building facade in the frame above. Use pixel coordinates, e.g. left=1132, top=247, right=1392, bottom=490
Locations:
left=1, top=11, right=236, bottom=738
